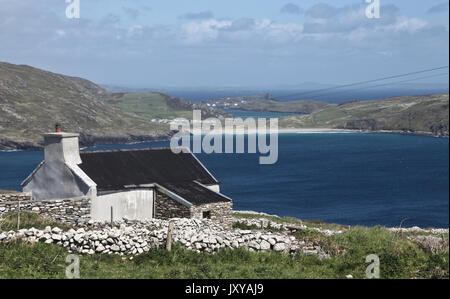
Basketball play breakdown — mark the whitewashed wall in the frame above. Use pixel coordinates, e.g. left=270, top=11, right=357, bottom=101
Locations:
left=91, top=189, right=154, bottom=221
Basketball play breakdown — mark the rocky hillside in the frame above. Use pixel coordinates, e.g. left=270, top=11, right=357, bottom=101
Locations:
left=279, top=93, right=449, bottom=136
left=0, top=62, right=225, bottom=150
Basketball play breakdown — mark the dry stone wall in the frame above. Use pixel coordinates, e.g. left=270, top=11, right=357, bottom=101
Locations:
left=0, top=218, right=329, bottom=257
left=154, top=191, right=191, bottom=220
left=1, top=192, right=233, bottom=228
left=0, top=194, right=90, bottom=226
left=0, top=193, right=31, bottom=202
left=191, top=201, right=233, bottom=228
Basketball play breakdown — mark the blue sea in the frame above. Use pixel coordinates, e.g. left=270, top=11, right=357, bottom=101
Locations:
left=0, top=132, right=448, bottom=228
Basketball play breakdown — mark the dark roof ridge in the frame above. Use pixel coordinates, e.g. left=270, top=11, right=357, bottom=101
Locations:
left=81, top=147, right=190, bottom=155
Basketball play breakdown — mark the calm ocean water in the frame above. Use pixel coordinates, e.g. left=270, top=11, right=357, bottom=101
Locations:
left=0, top=133, right=448, bottom=228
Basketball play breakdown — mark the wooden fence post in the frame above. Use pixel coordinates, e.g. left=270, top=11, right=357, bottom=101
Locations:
left=166, top=221, right=174, bottom=251
left=17, top=198, right=21, bottom=230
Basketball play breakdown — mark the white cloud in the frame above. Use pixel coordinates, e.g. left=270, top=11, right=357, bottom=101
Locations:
left=56, top=29, right=66, bottom=37
left=181, top=10, right=214, bottom=20
left=387, top=17, right=427, bottom=33
left=127, top=25, right=144, bottom=37
left=0, top=0, right=447, bottom=86
left=180, top=19, right=232, bottom=43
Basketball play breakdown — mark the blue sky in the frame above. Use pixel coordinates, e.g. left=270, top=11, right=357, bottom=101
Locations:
left=0, top=0, right=448, bottom=88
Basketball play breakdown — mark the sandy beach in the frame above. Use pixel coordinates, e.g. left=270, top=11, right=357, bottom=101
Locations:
left=186, top=128, right=361, bottom=135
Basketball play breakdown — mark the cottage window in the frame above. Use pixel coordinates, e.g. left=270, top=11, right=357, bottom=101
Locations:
left=202, top=211, right=211, bottom=219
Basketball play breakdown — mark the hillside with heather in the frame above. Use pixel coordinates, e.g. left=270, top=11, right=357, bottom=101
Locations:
left=0, top=62, right=225, bottom=150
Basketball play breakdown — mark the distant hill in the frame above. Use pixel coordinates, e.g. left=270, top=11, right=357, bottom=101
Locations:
left=0, top=62, right=225, bottom=150
left=279, top=93, right=449, bottom=136
left=106, top=92, right=227, bottom=120
left=203, top=94, right=330, bottom=114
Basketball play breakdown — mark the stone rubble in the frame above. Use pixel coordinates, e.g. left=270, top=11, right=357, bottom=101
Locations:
left=0, top=218, right=330, bottom=258
left=234, top=217, right=344, bottom=236
left=388, top=227, right=449, bottom=235
left=235, top=213, right=449, bottom=236
left=406, top=235, right=449, bottom=254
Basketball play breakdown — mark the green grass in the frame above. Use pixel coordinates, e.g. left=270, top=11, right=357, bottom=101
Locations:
left=110, top=93, right=194, bottom=120
left=0, top=225, right=447, bottom=279
left=0, top=212, right=72, bottom=231
left=332, top=226, right=448, bottom=279
left=233, top=212, right=300, bottom=225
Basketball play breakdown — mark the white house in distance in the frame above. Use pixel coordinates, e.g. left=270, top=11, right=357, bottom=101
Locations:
left=22, top=126, right=233, bottom=224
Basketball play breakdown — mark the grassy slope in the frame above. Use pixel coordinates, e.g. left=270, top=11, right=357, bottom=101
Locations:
left=106, top=92, right=226, bottom=120
left=0, top=212, right=448, bottom=279
left=0, top=62, right=168, bottom=147
left=279, top=94, right=449, bottom=135
left=0, top=62, right=225, bottom=150
left=108, top=93, right=192, bottom=119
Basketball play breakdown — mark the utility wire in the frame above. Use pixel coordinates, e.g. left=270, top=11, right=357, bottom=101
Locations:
left=303, top=72, right=449, bottom=101
left=274, top=66, right=449, bottom=100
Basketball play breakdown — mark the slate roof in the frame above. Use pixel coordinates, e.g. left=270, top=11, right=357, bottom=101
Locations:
left=158, top=181, right=232, bottom=205
left=79, top=148, right=218, bottom=192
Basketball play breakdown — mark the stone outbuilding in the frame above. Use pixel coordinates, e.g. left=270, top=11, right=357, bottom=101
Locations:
left=21, top=129, right=233, bottom=224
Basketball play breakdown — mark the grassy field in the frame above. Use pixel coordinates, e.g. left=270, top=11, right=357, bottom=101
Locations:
left=0, top=213, right=448, bottom=279
left=0, top=227, right=447, bottom=279
left=108, top=93, right=195, bottom=120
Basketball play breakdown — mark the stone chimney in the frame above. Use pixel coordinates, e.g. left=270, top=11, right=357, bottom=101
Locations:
left=43, top=124, right=81, bottom=165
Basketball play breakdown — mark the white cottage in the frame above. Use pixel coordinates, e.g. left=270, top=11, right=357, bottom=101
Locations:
left=22, top=129, right=233, bottom=223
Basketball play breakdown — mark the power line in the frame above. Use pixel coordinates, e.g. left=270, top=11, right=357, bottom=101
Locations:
left=275, top=65, right=449, bottom=100
left=303, top=72, right=449, bottom=101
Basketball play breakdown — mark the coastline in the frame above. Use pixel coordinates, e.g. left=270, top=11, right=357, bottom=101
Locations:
left=234, top=210, right=450, bottom=232
left=186, top=127, right=447, bottom=137
left=1, top=128, right=447, bottom=151
left=0, top=132, right=174, bottom=151
left=185, top=127, right=358, bottom=135
left=278, top=128, right=360, bottom=134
